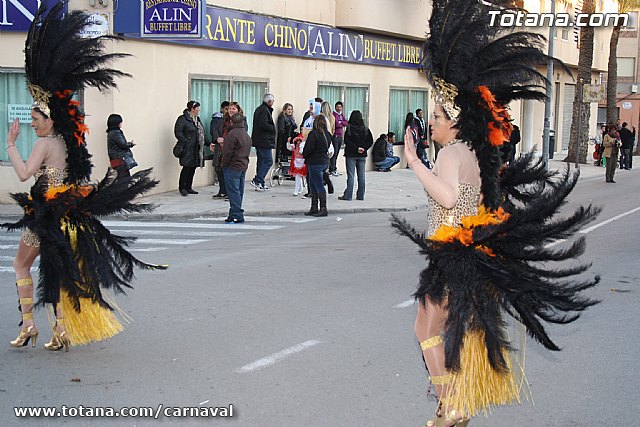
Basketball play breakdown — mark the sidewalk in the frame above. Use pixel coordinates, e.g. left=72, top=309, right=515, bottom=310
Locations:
left=0, top=159, right=625, bottom=221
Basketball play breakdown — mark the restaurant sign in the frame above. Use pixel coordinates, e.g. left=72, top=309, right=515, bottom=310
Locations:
left=119, top=4, right=422, bottom=69
left=0, top=0, right=67, bottom=32
left=141, top=0, right=205, bottom=38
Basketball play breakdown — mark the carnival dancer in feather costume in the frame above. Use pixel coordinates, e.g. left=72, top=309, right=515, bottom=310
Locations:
left=4, top=1, right=166, bottom=352
left=391, top=1, right=600, bottom=425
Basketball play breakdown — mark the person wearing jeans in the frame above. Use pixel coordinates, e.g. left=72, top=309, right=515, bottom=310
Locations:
left=221, top=113, right=252, bottom=223
left=302, top=115, right=331, bottom=216
left=372, top=132, right=400, bottom=171
left=251, top=93, right=276, bottom=190
left=223, top=168, right=245, bottom=222
left=339, top=110, right=373, bottom=201
left=253, top=147, right=273, bottom=189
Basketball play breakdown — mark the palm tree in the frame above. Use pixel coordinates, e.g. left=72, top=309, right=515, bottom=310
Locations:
left=565, top=0, right=595, bottom=164
left=606, top=0, right=640, bottom=124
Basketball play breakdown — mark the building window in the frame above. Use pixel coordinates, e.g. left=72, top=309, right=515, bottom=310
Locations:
left=622, top=11, right=638, bottom=31
left=0, top=71, right=38, bottom=163
left=190, top=78, right=267, bottom=136
left=388, top=88, right=428, bottom=143
left=561, top=28, right=569, bottom=41
left=318, top=83, right=370, bottom=126
left=617, top=57, right=636, bottom=78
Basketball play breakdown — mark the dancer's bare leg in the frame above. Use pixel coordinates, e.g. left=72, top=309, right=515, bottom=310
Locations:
left=13, top=239, right=40, bottom=329
left=415, top=297, right=449, bottom=398
left=9, top=239, right=40, bottom=347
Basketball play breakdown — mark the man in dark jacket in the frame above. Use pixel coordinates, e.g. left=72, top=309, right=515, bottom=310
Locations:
left=618, top=122, right=635, bottom=170
left=372, top=132, right=400, bottom=171
left=414, top=109, right=431, bottom=168
left=250, top=93, right=276, bottom=191
left=210, top=101, right=229, bottom=199
left=221, top=113, right=252, bottom=223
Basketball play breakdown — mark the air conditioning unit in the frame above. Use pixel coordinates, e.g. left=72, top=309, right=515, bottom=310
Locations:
left=631, top=84, right=638, bottom=93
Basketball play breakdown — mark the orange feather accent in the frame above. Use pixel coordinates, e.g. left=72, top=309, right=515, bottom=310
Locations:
left=44, top=184, right=93, bottom=201
left=476, top=86, right=513, bottom=147
left=430, top=206, right=510, bottom=255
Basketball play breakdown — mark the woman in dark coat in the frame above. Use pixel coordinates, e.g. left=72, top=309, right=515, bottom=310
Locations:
left=302, top=115, right=331, bottom=216
left=174, top=100, right=207, bottom=196
left=339, top=110, right=373, bottom=201
left=276, top=103, right=296, bottom=163
left=106, top=114, right=134, bottom=179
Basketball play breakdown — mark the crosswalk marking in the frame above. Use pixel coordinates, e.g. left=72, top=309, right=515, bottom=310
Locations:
left=0, top=217, right=314, bottom=272
left=0, top=266, right=36, bottom=273
left=135, top=238, right=209, bottom=245
left=129, top=247, right=168, bottom=252
left=102, top=220, right=283, bottom=231
left=110, top=229, right=250, bottom=237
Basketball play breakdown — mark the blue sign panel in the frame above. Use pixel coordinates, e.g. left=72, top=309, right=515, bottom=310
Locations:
left=0, top=0, right=67, bottom=32
left=141, top=0, right=204, bottom=38
left=116, top=4, right=422, bottom=69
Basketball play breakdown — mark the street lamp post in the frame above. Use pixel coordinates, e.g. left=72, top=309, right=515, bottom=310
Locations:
left=542, top=0, right=556, bottom=170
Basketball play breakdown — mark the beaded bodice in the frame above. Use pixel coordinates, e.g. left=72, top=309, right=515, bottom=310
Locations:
left=427, top=183, right=481, bottom=237
left=34, top=164, right=67, bottom=188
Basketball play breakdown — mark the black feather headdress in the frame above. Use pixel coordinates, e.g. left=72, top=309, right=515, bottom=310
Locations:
left=421, top=0, right=571, bottom=208
left=25, top=0, right=130, bottom=183
left=392, top=0, right=599, bottom=375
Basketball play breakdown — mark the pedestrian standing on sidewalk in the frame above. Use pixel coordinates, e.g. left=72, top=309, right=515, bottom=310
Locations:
left=339, top=110, right=373, bottom=201
left=321, top=101, right=336, bottom=194
left=250, top=93, right=276, bottom=191
left=302, top=115, right=331, bottom=216
left=210, top=101, right=229, bottom=199
left=276, top=102, right=296, bottom=164
left=331, top=101, right=348, bottom=176
left=175, top=100, right=208, bottom=196
left=106, top=114, right=135, bottom=180
left=414, top=108, right=431, bottom=168
left=214, top=102, right=247, bottom=200
left=618, top=122, right=635, bottom=170
left=221, top=113, right=252, bottom=223
left=604, top=123, right=621, bottom=183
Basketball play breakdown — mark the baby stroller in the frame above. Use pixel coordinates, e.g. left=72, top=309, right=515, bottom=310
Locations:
left=270, top=156, right=294, bottom=187
left=270, top=136, right=299, bottom=187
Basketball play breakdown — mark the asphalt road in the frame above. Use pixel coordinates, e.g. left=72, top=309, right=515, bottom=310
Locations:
left=0, top=172, right=638, bottom=426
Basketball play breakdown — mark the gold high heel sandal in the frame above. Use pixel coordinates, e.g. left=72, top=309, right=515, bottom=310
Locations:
left=10, top=324, right=39, bottom=348
left=421, top=335, right=447, bottom=427
left=421, top=336, right=470, bottom=427
left=44, top=319, right=70, bottom=352
left=10, top=279, right=39, bottom=348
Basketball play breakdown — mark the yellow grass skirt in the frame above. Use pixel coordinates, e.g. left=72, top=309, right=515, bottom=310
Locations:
left=444, top=328, right=530, bottom=418
left=46, top=289, right=129, bottom=346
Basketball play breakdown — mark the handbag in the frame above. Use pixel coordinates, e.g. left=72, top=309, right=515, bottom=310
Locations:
left=123, top=152, right=138, bottom=169
left=325, top=134, right=335, bottom=157
left=172, top=141, right=184, bottom=158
